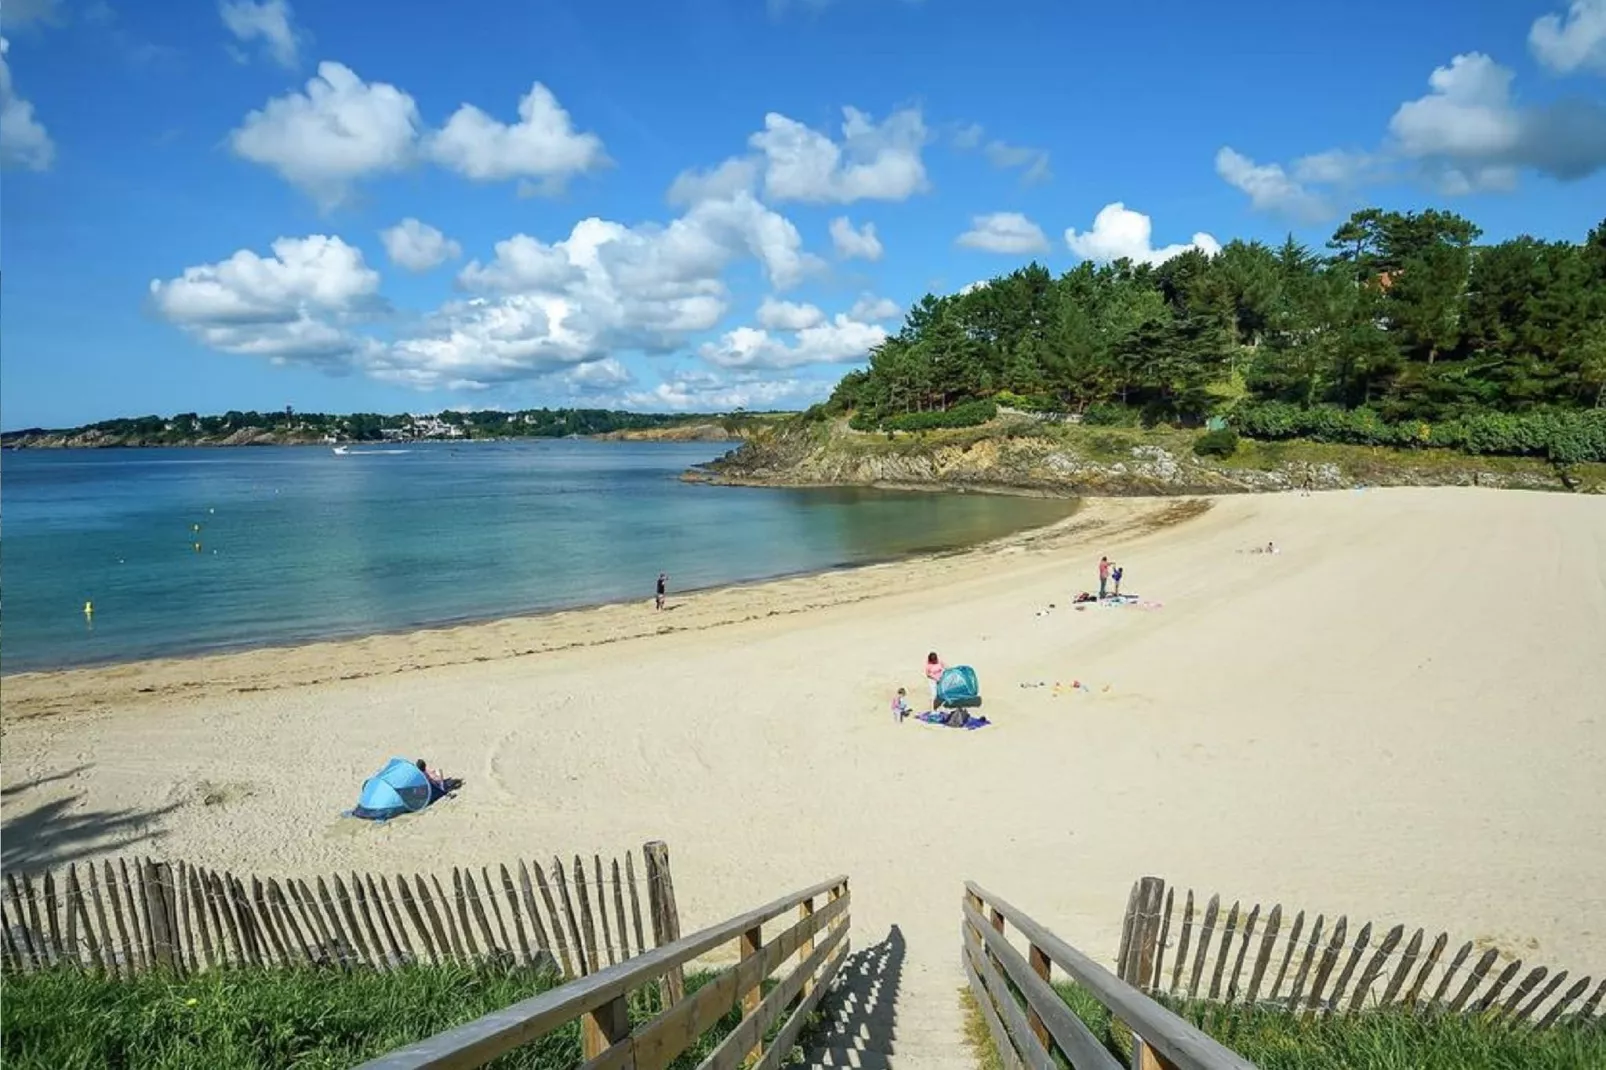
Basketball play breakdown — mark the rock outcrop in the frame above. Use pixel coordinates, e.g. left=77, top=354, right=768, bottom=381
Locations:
left=691, top=418, right=1578, bottom=495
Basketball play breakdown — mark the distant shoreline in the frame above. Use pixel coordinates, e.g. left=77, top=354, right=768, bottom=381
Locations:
left=1, top=430, right=745, bottom=450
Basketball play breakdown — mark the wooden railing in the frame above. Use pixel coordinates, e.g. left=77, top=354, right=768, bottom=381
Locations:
left=1117, top=875, right=1606, bottom=1029
left=359, top=875, right=850, bottom=1069
left=964, top=882, right=1256, bottom=1070
left=0, top=842, right=681, bottom=982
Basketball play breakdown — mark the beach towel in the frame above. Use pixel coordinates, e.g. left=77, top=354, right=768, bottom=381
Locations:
left=916, top=711, right=992, bottom=730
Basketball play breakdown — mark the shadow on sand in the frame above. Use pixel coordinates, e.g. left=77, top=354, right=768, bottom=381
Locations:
left=1, top=770, right=180, bottom=872
left=799, top=924, right=906, bottom=1068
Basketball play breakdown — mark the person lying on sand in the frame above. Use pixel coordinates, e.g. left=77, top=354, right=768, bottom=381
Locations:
left=415, top=759, right=463, bottom=799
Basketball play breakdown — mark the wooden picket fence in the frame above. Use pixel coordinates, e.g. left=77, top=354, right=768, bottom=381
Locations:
left=0, top=840, right=683, bottom=986
left=1116, top=876, right=1606, bottom=1030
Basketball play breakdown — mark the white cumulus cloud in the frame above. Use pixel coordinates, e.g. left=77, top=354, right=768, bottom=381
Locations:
left=756, top=297, right=826, bottom=331
left=219, top=0, right=301, bottom=69
left=749, top=105, right=929, bottom=203
left=957, top=212, right=1049, bottom=254
left=849, top=294, right=900, bottom=322
left=829, top=216, right=883, bottom=260
left=0, top=36, right=54, bottom=171
left=374, top=190, right=817, bottom=389
left=1214, top=148, right=1333, bottom=221
left=666, top=156, right=759, bottom=207
left=379, top=218, right=463, bottom=273
left=149, top=235, right=383, bottom=363
left=622, top=369, right=829, bottom=412
left=1064, top=204, right=1220, bottom=265
left=700, top=311, right=887, bottom=371
left=1387, top=51, right=1606, bottom=190
left=427, top=82, right=608, bottom=193
left=562, top=358, right=634, bottom=391
left=983, top=140, right=1051, bottom=185
left=229, top=66, right=607, bottom=205
left=1530, top=0, right=1606, bottom=75
left=229, top=62, right=422, bottom=207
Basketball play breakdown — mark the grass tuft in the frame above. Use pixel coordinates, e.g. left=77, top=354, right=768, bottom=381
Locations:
left=1054, top=981, right=1606, bottom=1070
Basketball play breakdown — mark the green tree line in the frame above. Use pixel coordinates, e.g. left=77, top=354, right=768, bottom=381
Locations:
left=826, top=209, right=1606, bottom=458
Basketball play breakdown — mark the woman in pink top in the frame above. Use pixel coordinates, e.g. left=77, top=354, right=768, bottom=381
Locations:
left=925, top=651, right=946, bottom=710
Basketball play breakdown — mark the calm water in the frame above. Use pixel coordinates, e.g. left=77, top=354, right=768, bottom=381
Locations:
left=0, top=442, right=1073, bottom=672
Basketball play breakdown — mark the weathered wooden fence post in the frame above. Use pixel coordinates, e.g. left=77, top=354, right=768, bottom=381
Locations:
left=740, top=921, right=764, bottom=1064
left=644, top=839, right=685, bottom=1004
left=581, top=992, right=631, bottom=1059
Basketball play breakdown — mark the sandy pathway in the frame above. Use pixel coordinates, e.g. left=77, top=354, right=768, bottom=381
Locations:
left=4, top=488, right=1604, bottom=1063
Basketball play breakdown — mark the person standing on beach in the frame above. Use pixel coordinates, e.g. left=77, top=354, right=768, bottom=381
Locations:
left=1098, top=556, right=1111, bottom=600
left=655, top=572, right=667, bottom=610
left=925, top=652, right=946, bottom=710
left=1112, top=564, right=1124, bottom=597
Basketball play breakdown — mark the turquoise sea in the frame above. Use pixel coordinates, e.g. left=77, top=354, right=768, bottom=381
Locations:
left=0, top=442, right=1073, bottom=672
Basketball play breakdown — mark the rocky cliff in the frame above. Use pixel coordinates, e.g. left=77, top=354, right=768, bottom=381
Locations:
left=691, top=418, right=1588, bottom=495
left=594, top=422, right=744, bottom=442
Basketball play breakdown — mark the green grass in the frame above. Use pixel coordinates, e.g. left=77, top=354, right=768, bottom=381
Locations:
left=0, top=965, right=767, bottom=1070
left=1054, top=981, right=1606, bottom=1070
left=959, top=987, right=1005, bottom=1070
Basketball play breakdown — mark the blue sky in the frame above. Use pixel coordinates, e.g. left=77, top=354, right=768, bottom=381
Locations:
left=3, top=0, right=1604, bottom=429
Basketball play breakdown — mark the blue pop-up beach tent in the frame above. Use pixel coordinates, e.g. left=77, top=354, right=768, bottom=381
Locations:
left=350, top=758, right=434, bottom=821
left=936, top=665, right=981, bottom=708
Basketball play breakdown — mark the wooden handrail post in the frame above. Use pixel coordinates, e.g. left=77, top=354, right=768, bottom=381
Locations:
left=740, top=922, right=764, bottom=1064
left=644, top=840, right=685, bottom=1005
left=1132, top=1033, right=1182, bottom=1070
left=581, top=992, right=631, bottom=1059
left=1027, top=942, right=1052, bottom=1049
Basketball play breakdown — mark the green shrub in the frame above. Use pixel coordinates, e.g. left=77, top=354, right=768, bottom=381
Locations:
left=995, top=391, right=1060, bottom=414
left=876, top=399, right=999, bottom=433
left=1233, top=403, right=1606, bottom=462
left=1081, top=403, right=1141, bottom=427
left=1193, top=428, right=1240, bottom=458
left=847, top=411, right=879, bottom=432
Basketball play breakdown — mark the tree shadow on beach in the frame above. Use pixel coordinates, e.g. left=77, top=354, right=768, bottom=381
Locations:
left=2, top=786, right=180, bottom=873
left=1, top=764, right=93, bottom=800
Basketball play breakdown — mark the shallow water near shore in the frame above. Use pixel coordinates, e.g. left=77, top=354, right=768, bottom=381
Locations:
left=0, top=441, right=1074, bottom=672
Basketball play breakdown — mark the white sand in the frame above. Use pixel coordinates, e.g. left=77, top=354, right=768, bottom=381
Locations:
left=4, top=487, right=1604, bottom=1056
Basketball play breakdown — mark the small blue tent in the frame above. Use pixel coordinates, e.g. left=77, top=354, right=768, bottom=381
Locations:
left=937, top=665, right=981, bottom=708
left=351, top=758, right=434, bottom=821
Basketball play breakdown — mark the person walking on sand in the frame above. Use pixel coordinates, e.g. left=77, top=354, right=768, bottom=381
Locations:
left=925, top=652, right=946, bottom=710
left=655, top=572, right=668, bottom=610
left=1098, top=556, right=1111, bottom=600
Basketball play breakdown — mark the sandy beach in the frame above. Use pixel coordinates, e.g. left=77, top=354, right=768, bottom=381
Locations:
left=4, top=487, right=1605, bottom=1055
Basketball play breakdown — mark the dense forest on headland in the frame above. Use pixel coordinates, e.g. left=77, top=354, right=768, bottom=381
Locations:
left=1, top=407, right=773, bottom=448
left=822, top=209, right=1606, bottom=462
